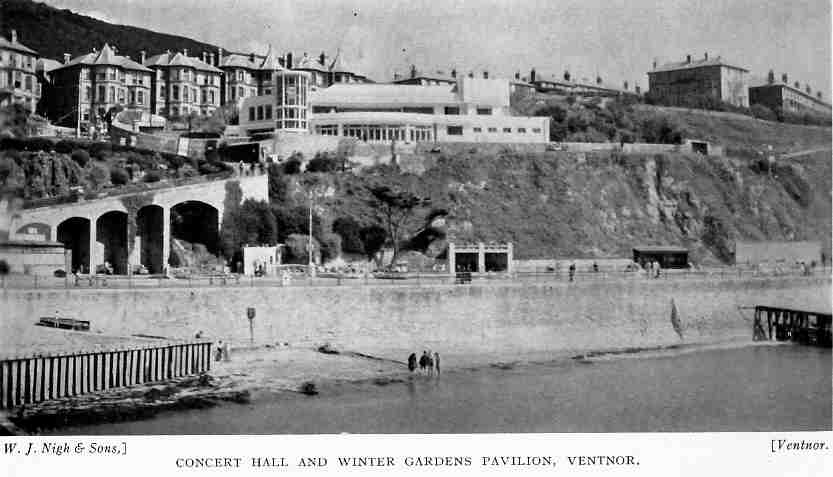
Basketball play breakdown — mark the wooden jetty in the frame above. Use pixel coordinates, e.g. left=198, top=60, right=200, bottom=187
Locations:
left=752, top=305, right=832, bottom=347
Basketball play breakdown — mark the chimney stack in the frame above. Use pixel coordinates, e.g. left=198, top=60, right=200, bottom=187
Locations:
left=817, top=91, right=823, bottom=100
left=483, top=70, right=489, bottom=79
left=183, top=48, right=188, bottom=57
left=806, top=84, right=811, bottom=94
left=410, top=64, right=416, bottom=79
left=686, top=54, right=691, bottom=63
left=514, top=71, right=520, bottom=80
left=451, top=68, right=456, bottom=79
left=623, top=80, right=629, bottom=90
left=596, top=75, right=602, bottom=85
left=218, top=48, right=224, bottom=66
left=704, top=52, right=708, bottom=60
left=286, top=52, right=293, bottom=68
left=63, top=53, right=71, bottom=64
left=10, top=29, right=17, bottom=44
left=635, top=85, right=642, bottom=95
left=140, top=50, right=146, bottom=64
left=794, top=81, right=800, bottom=89
left=652, top=60, right=657, bottom=70
left=393, top=72, right=400, bottom=81
left=468, top=71, right=474, bottom=78
left=782, top=73, right=788, bottom=83
left=563, top=70, right=571, bottom=82
left=530, top=68, right=536, bottom=83
left=202, top=52, right=207, bottom=63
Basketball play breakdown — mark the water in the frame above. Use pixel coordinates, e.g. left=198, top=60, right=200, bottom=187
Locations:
left=48, top=344, right=831, bottom=435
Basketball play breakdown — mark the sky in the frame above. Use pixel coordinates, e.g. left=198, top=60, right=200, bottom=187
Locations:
left=42, top=0, right=832, bottom=92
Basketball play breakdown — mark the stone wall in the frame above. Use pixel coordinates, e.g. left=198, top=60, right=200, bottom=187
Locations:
left=2, top=276, right=828, bottom=362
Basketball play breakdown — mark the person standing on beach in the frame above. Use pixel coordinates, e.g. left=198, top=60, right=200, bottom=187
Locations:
left=408, top=353, right=417, bottom=372
left=568, top=262, right=576, bottom=282
left=419, top=351, right=429, bottom=373
left=434, top=352, right=440, bottom=375
left=426, top=352, right=434, bottom=376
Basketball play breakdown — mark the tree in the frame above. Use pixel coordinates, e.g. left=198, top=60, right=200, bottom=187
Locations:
left=359, top=225, right=387, bottom=263
left=333, top=217, right=364, bottom=254
left=268, top=162, right=289, bottom=204
left=367, top=185, right=430, bottom=265
left=237, top=199, right=277, bottom=246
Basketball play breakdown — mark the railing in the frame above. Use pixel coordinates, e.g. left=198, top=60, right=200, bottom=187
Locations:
left=1, top=266, right=828, bottom=291
left=0, top=341, right=212, bottom=409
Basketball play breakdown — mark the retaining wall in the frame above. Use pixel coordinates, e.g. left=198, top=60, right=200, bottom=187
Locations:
left=2, top=277, right=828, bottom=361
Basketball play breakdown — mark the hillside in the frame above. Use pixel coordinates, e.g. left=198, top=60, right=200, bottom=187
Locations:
left=513, top=91, right=831, bottom=150
left=0, top=0, right=220, bottom=61
left=278, top=108, right=831, bottom=264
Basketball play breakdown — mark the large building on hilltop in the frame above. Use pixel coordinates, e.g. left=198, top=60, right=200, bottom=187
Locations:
left=239, top=75, right=549, bottom=143
left=749, top=73, right=831, bottom=118
left=41, top=44, right=153, bottom=131
left=647, top=53, right=749, bottom=108
left=217, top=47, right=282, bottom=105
left=0, top=29, right=41, bottom=113
left=142, top=49, right=223, bottom=118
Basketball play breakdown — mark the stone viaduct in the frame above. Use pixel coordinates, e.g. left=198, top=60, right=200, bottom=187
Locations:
left=9, top=175, right=267, bottom=274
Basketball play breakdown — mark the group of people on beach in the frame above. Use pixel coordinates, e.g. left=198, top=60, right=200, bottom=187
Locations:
left=408, top=351, right=440, bottom=375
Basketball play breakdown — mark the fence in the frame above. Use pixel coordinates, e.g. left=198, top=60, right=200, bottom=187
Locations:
left=0, top=341, right=212, bottom=409
left=1, top=266, right=828, bottom=291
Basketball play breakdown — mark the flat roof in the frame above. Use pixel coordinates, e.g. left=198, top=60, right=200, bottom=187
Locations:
left=633, top=246, right=689, bottom=253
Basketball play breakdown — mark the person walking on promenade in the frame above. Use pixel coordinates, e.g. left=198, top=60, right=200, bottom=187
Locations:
left=419, top=351, right=429, bottom=373
left=426, top=351, right=434, bottom=376
left=215, top=341, right=224, bottom=362
left=434, top=352, right=440, bottom=375
left=238, top=161, right=244, bottom=176
left=569, top=262, right=576, bottom=282
left=408, top=353, right=417, bottom=372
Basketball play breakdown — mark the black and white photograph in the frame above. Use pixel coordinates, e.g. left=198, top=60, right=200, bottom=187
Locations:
left=0, top=0, right=831, bottom=473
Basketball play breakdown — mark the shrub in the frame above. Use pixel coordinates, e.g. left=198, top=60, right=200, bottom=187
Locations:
left=54, top=140, right=76, bottom=154
left=143, top=170, right=162, bottom=183
left=70, top=149, right=90, bottom=167
left=283, top=156, right=302, bottom=175
left=268, top=162, right=289, bottom=204
left=306, top=152, right=339, bottom=173
left=88, top=141, right=112, bottom=161
left=110, top=166, right=130, bottom=185
left=198, top=161, right=225, bottom=175
left=0, top=137, right=24, bottom=151
left=24, top=137, right=55, bottom=152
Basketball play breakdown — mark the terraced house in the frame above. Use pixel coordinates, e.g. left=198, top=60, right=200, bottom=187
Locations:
left=143, top=49, right=223, bottom=117
left=42, top=44, right=152, bottom=131
left=0, top=29, right=40, bottom=113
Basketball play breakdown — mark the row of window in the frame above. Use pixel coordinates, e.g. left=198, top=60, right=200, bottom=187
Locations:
left=248, top=104, right=274, bottom=121
left=467, top=126, right=542, bottom=134
left=94, top=85, right=145, bottom=105
left=2, top=71, right=39, bottom=94
left=0, top=51, right=35, bottom=70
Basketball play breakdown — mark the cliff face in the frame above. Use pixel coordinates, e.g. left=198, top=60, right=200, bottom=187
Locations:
left=297, top=148, right=830, bottom=264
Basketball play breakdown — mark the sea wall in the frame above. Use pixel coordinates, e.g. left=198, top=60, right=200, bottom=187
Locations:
left=2, top=277, right=829, bottom=361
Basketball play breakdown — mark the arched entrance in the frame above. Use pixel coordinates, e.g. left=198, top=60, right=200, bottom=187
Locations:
left=57, top=217, right=90, bottom=274
left=137, top=205, right=164, bottom=274
left=96, top=211, right=128, bottom=275
left=169, top=201, right=220, bottom=268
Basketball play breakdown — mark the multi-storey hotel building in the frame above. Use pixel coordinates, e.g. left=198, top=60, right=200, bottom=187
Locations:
left=42, top=44, right=152, bottom=130
left=0, top=30, right=41, bottom=113
left=143, top=49, right=223, bottom=117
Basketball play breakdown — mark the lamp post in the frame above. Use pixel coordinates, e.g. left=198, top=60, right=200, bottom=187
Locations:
left=308, top=193, right=316, bottom=278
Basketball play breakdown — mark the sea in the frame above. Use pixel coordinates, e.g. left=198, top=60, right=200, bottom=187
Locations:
left=46, top=343, right=831, bottom=434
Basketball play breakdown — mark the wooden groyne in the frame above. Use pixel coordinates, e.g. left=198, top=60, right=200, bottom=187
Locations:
left=752, top=305, right=832, bottom=347
left=0, top=341, right=212, bottom=409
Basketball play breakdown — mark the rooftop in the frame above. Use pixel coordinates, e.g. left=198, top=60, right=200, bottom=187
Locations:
left=145, top=51, right=223, bottom=73
left=310, top=83, right=459, bottom=105
left=53, top=44, right=153, bottom=72
left=0, top=33, right=37, bottom=55
left=649, top=56, right=749, bottom=74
